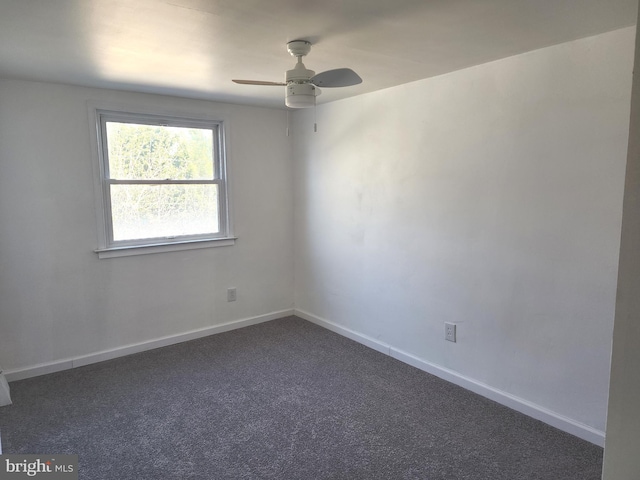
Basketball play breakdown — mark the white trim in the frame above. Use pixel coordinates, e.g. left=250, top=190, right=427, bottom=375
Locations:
left=4, top=309, right=294, bottom=382
left=95, top=236, right=236, bottom=259
left=294, top=308, right=606, bottom=447
left=86, top=100, right=234, bottom=258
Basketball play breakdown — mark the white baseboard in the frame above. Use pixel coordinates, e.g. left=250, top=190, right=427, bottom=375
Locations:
left=295, top=308, right=605, bottom=447
left=4, top=309, right=294, bottom=382
left=4, top=307, right=605, bottom=447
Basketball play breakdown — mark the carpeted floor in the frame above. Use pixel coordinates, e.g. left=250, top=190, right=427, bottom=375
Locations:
left=0, top=316, right=603, bottom=479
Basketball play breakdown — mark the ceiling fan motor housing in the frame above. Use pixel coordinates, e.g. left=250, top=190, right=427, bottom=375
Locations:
left=285, top=61, right=315, bottom=82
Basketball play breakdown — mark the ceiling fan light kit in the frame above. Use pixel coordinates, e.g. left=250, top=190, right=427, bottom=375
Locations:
left=286, top=83, right=318, bottom=108
left=233, top=40, right=362, bottom=109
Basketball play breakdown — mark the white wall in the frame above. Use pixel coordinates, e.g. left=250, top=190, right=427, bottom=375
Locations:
left=293, top=27, right=635, bottom=439
left=603, top=16, right=640, bottom=480
left=0, top=80, right=293, bottom=374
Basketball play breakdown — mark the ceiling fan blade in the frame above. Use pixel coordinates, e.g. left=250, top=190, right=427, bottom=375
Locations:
left=232, top=80, right=286, bottom=86
left=311, top=68, right=362, bottom=87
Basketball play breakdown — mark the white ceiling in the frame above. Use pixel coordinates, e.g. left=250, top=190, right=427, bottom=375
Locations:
left=0, top=0, right=637, bottom=109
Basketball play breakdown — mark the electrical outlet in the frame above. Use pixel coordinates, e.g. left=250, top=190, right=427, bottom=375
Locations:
left=445, top=322, right=456, bottom=342
left=227, top=287, right=237, bottom=302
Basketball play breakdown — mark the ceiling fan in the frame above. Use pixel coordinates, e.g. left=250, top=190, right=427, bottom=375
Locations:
left=233, top=40, right=362, bottom=108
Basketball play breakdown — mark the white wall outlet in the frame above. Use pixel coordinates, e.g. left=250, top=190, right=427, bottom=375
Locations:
left=227, top=287, right=237, bottom=302
left=445, top=322, right=456, bottom=342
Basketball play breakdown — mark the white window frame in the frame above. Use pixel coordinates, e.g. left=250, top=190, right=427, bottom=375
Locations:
left=88, top=103, right=235, bottom=259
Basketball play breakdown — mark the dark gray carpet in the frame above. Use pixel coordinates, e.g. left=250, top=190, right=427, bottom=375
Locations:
left=0, top=316, right=603, bottom=479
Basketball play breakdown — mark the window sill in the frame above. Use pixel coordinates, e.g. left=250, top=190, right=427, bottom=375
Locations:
left=94, top=237, right=236, bottom=259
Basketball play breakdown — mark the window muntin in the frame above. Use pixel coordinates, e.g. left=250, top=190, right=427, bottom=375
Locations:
left=96, top=110, right=229, bottom=251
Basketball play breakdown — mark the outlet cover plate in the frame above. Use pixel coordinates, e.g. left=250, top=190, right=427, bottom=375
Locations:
left=227, top=287, right=237, bottom=302
left=445, top=322, right=456, bottom=342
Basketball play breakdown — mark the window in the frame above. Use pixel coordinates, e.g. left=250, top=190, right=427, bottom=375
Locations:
left=90, top=107, right=233, bottom=258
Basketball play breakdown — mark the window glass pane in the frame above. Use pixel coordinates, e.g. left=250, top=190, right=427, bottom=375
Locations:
left=110, top=184, right=219, bottom=241
left=106, top=122, right=214, bottom=180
